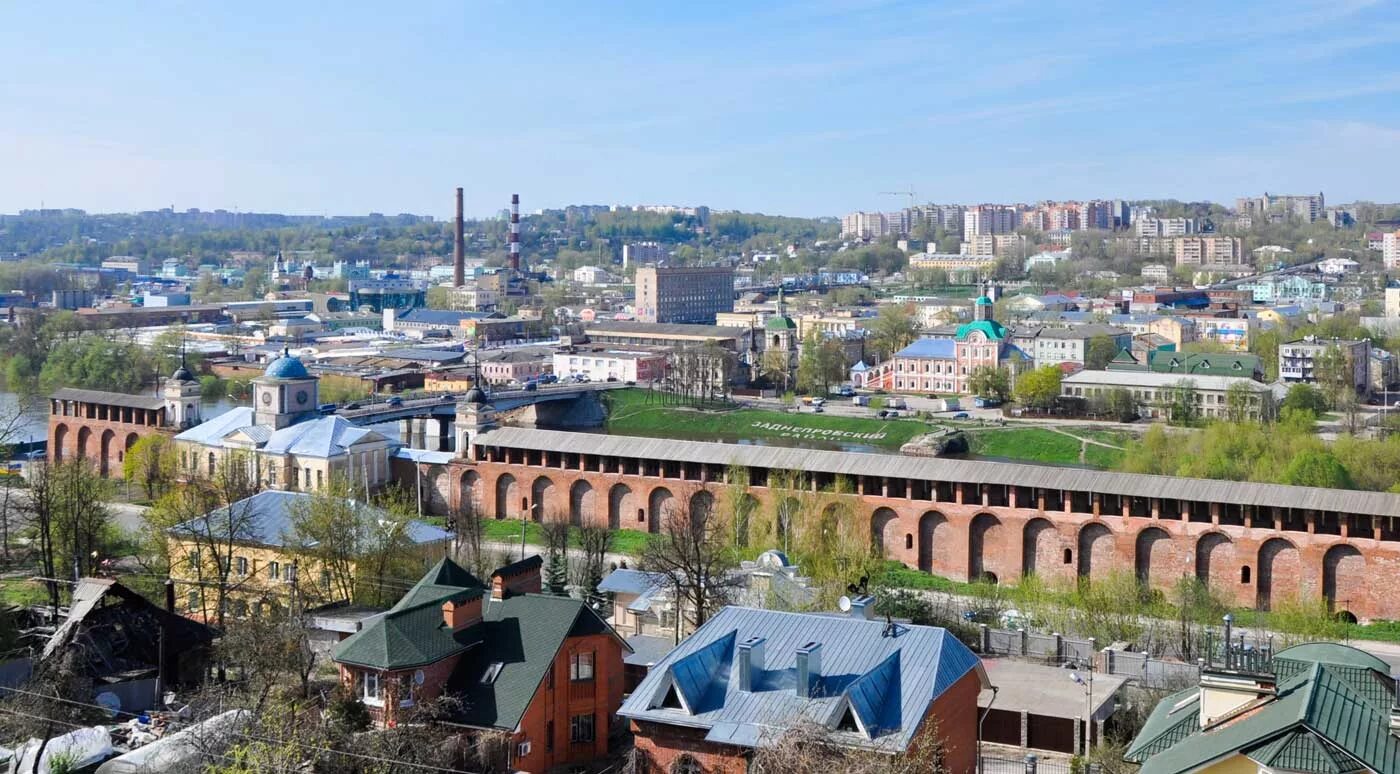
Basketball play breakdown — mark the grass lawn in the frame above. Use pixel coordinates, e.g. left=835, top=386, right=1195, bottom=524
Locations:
left=480, top=518, right=654, bottom=556
left=965, top=426, right=1128, bottom=469
left=603, top=389, right=929, bottom=450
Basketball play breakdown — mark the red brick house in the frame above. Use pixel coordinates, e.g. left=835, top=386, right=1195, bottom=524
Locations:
left=333, top=555, right=631, bottom=773
left=619, top=606, right=989, bottom=774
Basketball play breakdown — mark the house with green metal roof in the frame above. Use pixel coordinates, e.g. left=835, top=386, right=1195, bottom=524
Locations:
left=332, top=555, right=631, bottom=774
left=1125, top=642, right=1400, bottom=774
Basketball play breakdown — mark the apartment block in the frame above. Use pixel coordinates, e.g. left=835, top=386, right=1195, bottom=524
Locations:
left=1135, top=217, right=1197, bottom=237
left=1383, top=231, right=1400, bottom=270
left=622, top=241, right=668, bottom=268
left=634, top=265, right=735, bottom=324
left=963, top=205, right=1018, bottom=235
left=1235, top=192, right=1325, bottom=222
left=1174, top=236, right=1243, bottom=265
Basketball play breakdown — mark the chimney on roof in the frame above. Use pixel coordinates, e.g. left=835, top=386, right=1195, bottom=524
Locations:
left=490, top=555, right=542, bottom=600
left=795, top=641, right=822, bottom=698
left=442, top=593, right=483, bottom=631
left=738, top=636, right=765, bottom=692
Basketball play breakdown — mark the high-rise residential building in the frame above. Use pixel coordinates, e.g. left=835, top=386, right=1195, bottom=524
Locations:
left=1046, top=203, right=1080, bottom=231
left=622, top=241, right=668, bottom=268
left=1078, top=200, right=1113, bottom=231
left=839, top=211, right=890, bottom=239
left=963, top=205, right=1018, bottom=235
left=1174, top=236, right=1244, bottom=266
left=1384, top=231, right=1400, bottom=269
left=912, top=204, right=965, bottom=233
left=1111, top=200, right=1131, bottom=229
left=1234, top=192, right=1325, bottom=222
left=634, top=265, right=735, bottom=324
left=1136, top=217, right=1197, bottom=237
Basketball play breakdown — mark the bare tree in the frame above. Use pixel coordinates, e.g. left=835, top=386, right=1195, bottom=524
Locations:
left=746, top=722, right=946, bottom=774
left=640, top=498, right=740, bottom=633
left=573, top=526, right=614, bottom=612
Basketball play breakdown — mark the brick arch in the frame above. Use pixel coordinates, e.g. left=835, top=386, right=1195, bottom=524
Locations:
left=815, top=502, right=845, bottom=555
left=530, top=475, right=555, bottom=522
left=1194, top=532, right=1235, bottom=587
left=494, top=473, right=518, bottom=520
left=1257, top=537, right=1300, bottom=611
left=76, top=426, right=92, bottom=465
left=459, top=470, right=481, bottom=515
left=871, top=507, right=899, bottom=558
left=1022, top=517, right=1060, bottom=579
left=607, top=483, right=634, bottom=530
left=1134, top=526, right=1173, bottom=591
left=918, top=510, right=950, bottom=574
left=427, top=466, right=450, bottom=514
left=52, top=423, right=68, bottom=462
left=569, top=480, right=596, bottom=527
left=101, top=429, right=118, bottom=477
left=969, top=513, right=1004, bottom=584
left=1322, top=544, right=1365, bottom=615
left=647, top=486, right=673, bottom=533
left=733, top=493, right=760, bottom=549
left=690, top=490, right=715, bottom=529
left=775, top=496, right=801, bottom=552
left=1077, top=522, right=1114, bottom=581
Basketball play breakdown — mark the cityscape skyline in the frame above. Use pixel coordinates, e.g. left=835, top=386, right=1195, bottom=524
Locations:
left=3, top=1, right=1400, bottom=218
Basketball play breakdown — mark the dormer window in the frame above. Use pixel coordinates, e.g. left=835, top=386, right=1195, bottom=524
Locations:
left=481, top=662, right=504, bottom=684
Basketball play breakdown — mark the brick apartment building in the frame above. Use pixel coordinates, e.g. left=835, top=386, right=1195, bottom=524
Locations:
left=634, top=265, right=735, bottom=324
left=620, top=606, right=988, bottom=774
left=333, top=555, right=630, bottom=774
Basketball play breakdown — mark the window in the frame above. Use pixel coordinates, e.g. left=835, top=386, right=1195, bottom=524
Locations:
left=320, top=570, right=331, bottom=591
left=570, top=651, right=594, bottom=682
left=361, top=671, right=382, bottom=705
left=1063, top=548, right=1073, bottom=564
left=207, top=452, right=216, bottom=475
left=268, top=561, right=280, bottom=580
left=187, top=589, right=198, bottom=612
left=672, top=754, right=701, bottom=774
left=236, top=556, right=248, bottom=576
left=398, top=674, right=414, bottom=707
left=481, top=662, right=505, bottom=684
left=515, top=741, right=531, bottom=758
left=1241, top=566, right=1252, bottom=584
left=284, top=564, right=297, bottom=582
left=189, top=549, right=201, bottom=569
left=569, top=713, right=595, bottom=744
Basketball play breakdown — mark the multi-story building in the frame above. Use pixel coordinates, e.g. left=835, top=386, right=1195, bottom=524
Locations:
left=1190, top=316, right=1255, bottom=350
left=1279, top=335, right=1372, bottom=395
left=1235, top=191, right=1325, bottom=222
left=1031, top=325, right=1133, bottom=369
left=166, top=490, right=450, bottom=621
left=634, top=265, right=734, bottom=324
left=334, top=556, right=629, bottom=773
left=870, top=296, right=1030, bottom=394
left=1079, top=200, right=1113, bottom=231
left=963, top=205, right=1018, bottom=235
left=912, top=204, right=964, bottom=233
left=348, top=277, right=428, bottom=312
left=839, top=211, right=890, bottom=240
left=1061, top=370, right=1275, bottom=421
left=552, top=346, right=669, bottom=383
left=1174, top=236, right=1244, bottom=265
left=621, top=241, right=667, bottom=268
left=909, top=253, right=997, bottom=281
left=1135, top=217, right=1197, bottom=237
left=1382, top=231, right=1400, bottom=269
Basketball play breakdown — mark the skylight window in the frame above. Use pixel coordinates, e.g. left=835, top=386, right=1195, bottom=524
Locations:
left=480, top=662, right=504, bottom=684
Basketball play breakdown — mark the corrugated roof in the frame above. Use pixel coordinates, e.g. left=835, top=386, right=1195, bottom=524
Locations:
left=52, top=388, right=165, bottom=411
left=618, top=606, right=984, bottom=753
left=587, top=321, right=748, bottom=340
left=473, top=427, right=1400, bottom=517
left=598, top=568, right=666, bottom=596
left=1062, top=370, right=1272, bottom=392
left=169, top=490, right=450, bottom=550
left=260, top=415, right=385, bottom=458
left=174, top=407, right=256, bottom=445
left=894, top=339, right=956, bottom=359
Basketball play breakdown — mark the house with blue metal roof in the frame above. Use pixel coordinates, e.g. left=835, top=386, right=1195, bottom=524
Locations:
left=173, top=351, right=398, bottom=494
left=620, top=606, right=990, bottom=773
left=867, top=294, right=1029, bottom=395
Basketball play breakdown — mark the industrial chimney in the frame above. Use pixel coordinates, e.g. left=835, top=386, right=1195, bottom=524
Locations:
left=509, top=193, right=520, bottom=272
left=453, top=187, right=466, bottom=287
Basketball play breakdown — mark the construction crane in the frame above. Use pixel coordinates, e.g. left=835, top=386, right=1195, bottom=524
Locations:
left=878, top=186, right=918, bottom=207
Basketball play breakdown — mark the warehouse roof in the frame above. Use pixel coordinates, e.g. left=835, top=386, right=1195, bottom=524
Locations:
left=472, top=427, right=1400, bottom=517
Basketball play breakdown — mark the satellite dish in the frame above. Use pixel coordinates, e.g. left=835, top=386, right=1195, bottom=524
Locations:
left=95, top=691, right=122, bottom=718
left=414, top=669, right=426, bottom=686
left=838, top=595, right=852, bottom=612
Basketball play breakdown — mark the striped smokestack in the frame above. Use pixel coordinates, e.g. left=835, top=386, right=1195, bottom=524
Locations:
left=453, top=187, right=465, bottom=287
left=509, top=193, right=520, bottom=272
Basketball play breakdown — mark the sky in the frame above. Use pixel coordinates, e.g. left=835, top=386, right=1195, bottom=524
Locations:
left=2, top=0, right=1400, bottom=218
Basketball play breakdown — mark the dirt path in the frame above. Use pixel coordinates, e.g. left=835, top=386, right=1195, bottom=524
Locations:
left=1044, top=426, right=1127, bottom=464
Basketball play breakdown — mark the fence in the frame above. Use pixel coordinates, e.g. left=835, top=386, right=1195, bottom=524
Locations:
left=979, top=753, right=1074, bottom=774
left=977, top=624, right=1202, bottom=689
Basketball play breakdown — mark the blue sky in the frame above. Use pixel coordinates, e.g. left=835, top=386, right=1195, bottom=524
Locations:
left=3, top=0, right=1399, bottom=217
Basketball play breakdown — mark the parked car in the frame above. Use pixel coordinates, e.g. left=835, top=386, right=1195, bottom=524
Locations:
left=952, top=412, right=970, bottom=419
left=812, top=406, right=824, bottom=413
left=606, top=376, right=618, bottom=382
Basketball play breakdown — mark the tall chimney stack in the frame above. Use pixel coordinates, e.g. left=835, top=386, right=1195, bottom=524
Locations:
left=509, top=193, right=521, bottom=272
left=453, top=187, right=465, bottom=287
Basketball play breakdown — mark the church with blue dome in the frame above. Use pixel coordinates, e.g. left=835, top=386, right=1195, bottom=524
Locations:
left=173, top=350, right=398, bottom=492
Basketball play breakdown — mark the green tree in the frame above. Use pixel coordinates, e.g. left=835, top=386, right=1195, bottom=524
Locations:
left=1015, top=365, right=1063, bottom=409
left=1312, top=345, right=1352, bottom=406
left=1100, top=387, right=1138, bottom=422
left=122, top=435, right=176, bottom=500
left=1166, top=379, right=1199, bottom=425
left=39, top=335, right=150, bottom=394
left=796, top=331, right=847, bottom=395
left=1281, top=383, right=1330, bottom=416
left=868, top=303, right=918, bottom=362
left=1084, top=335, right=1119, bottom=370
left=1250, top=327, right=1282, bottom=381
left=968, top=365, right=1011, bottom=402
left=1279, top=450, right=1355, bottom=489
left=1225, top=382, right=1257, bottom=423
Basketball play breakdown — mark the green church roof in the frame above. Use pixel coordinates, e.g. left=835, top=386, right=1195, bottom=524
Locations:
left=954, top=319, right=1007, bottom=341
left=765, top=315, right=797, bottom=331
left=975, top=295, right=993, bottom=305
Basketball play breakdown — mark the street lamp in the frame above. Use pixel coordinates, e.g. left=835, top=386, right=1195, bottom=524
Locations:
left=1069, top=668, right=1094, bottom=756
